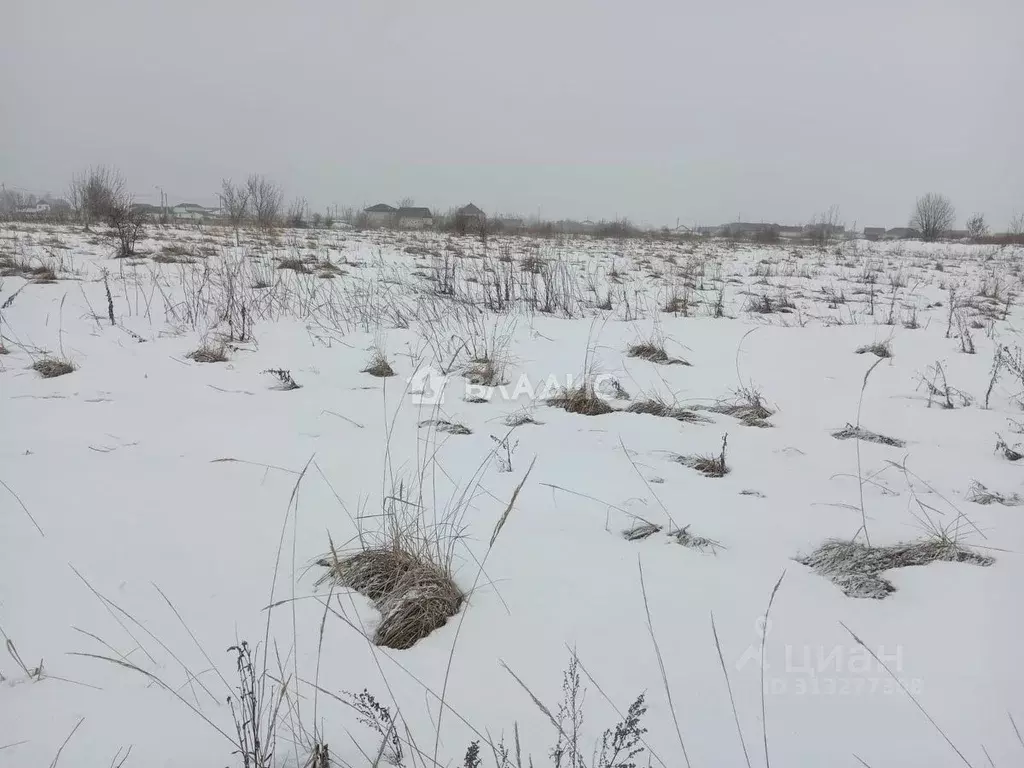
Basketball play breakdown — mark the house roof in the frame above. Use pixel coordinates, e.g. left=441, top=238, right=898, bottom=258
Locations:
left=175, top=203, right=206, bottom=210
left=458, top=203, right=484, bottom=216
left=365, top=203, right=396, bottom=213
left=864, top=227, right=886, bottom=234
left=397, top=207, right=432, bottom=218
left=721, top=222, right=778, bottom=232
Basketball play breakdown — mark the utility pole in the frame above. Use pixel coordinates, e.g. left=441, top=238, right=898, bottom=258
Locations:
left=155, top=185, right=166, bottom=220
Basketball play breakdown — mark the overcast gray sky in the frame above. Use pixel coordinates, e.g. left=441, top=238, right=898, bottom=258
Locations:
left=3, top=0, right=1022, bottom=229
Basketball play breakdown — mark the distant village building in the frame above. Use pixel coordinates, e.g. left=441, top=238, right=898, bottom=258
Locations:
left=884, top=227, right=920, bottom=240
left=396, top=207, right=433, bottom=229
left=363, top=203, right=396, bottom=227
left=863, top=227, right=886, bottom=241
left=456, top=203, right=486, bottom=232
left=172, top=203, right=215, bottom=221
left=717, top=222, right=779, bottom=238
left=16, top=202, right=52, bottom=214
left=496, top=217, right=525, bottom=232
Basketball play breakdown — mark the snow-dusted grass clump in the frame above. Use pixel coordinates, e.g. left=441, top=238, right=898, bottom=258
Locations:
left=797, top=537, right=994, bottom=599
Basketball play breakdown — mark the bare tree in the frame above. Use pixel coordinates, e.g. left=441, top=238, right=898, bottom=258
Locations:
left=107, top=195, right=146, bottom=258
left=69, top=166, right=124, bottom=231
left=245, top=174, right=283, bottom=230
left=910, top=193, right=955, bottom=242
left=221, top=179, right=250, bottom=242
left=965, top=213, right=988, bottom=241
left=808, top=204, right=844, bottom=246
left=1009, top=212, right=1024, bottom=238
left=0, top=189, right=24, bottom=216
left=286, top=197, right=307, bottom=228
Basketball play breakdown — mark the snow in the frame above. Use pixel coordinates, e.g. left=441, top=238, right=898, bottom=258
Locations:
left=2, top=222, right=1023, bottom=766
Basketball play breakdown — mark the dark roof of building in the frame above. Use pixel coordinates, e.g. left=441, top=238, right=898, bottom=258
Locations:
left=398, top=206, right=432, bottom=218
left=458, top=203, right=485, bottom=216
left=364, top=203, right=396, bottom=213
left=721, top=222, right=779, bottom=232
left=175, top=203, right=206, bottom=210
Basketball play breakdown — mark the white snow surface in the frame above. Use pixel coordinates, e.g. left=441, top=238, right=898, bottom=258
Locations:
left=2, top=223, right=1023, bottom=767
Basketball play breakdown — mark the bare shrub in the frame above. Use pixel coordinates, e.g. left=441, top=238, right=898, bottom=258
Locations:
left=221, top=179, right=251, bottom=239
left=909, top=193, right=955, bottom=242
left=918, top=362, right=972, bottom=409
left=228, top=641, right=277, bottom=768
left=247, top=175, right=283, bottom=230
left=107, top=196, right=146, bottom=258
left=69, top=166, right=124, bottom=230
left=966, top=213, right=988, bottom=241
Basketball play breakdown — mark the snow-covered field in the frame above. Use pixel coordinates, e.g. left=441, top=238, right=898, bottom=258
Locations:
left=2, top=222, right=1023, bottom=767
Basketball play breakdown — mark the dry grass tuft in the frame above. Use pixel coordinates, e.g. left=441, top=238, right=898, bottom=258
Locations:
left=419, top=419, right=472, bottom=435
left=153, top=243, right=197, bottom=263
left=626, top=398, right=709, bottom=424
left=623, top=522, right=662, bottom=540
left=187, top=344, right=228, bottom=363
left=317, top=549, right=463, bottom=650
left=276, top=257, right=311, bottom=273
left=704, top=388, right=773, bottom=427
left=966, top=480, right=1024, bottom=506
left=504, top=410, right=539, bottom=427
left=362, top=351, right=395, bottom=378
left=831, top=424, right=905, bottom=447
left=32, top=357, right=75, bottom=378
left=463, top=357, right=506, bottom=386
left=670, top=525, right=724, bottom=554
left=797, top=537, right=993, bottom=599
left=856, top=340, right=893, bottom=358
left=677, top=434, right=730, bottom=477
left=546, top=382, right=614, bottom=416
left=626, top=342, right=690, bottom=366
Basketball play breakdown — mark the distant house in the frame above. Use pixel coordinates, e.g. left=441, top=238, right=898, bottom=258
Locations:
left=16, top=202, right=51, bottom=215
left=396, top=207, right=433, bottom=229
left=718, top=222, right=779, bottom=238
left=863, top=227, right=886, bottom=241
left=363, top=203, right=396, bottom=227
left=777, top=225, right=804, bottom=238
left=455, top=203, right=486, bottom=232
left=132, top=203, right=164, bottom=219
left=457, top=203, right=485, bottom=222
left=884, top=227, right=919, bottom=240
left=496, top=217, right=525, bottom=232
left=172, top=203, right=212, bottom=221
